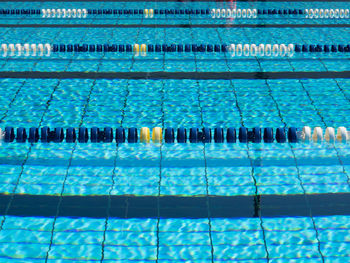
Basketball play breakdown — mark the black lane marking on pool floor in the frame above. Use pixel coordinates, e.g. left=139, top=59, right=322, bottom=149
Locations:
left=0, top=0, right=348, bottom=2
left=0, top=193, right=349, bottom=218
left=0, top=71, right=349, bottom=80
left=1, top=24, right=349, bottom=28
left=1, top=58, right=350, bottom=62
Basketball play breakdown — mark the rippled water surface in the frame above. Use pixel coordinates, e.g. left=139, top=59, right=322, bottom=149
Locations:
left=0, top=0, right=350, bottom=262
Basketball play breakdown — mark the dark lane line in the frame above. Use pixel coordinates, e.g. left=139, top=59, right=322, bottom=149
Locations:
left=1, top=58, right=350, bottom=62
left=0, top=0, right=348, bottom=2
left=0, top=71, right=349, bottom=80
left=0, top=193, right=349, bottom=218
left=0, top=24, right=349, bottom=28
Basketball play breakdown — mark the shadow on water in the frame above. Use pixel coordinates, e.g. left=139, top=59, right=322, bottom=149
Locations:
left=0, top=193, right=349, bottom=219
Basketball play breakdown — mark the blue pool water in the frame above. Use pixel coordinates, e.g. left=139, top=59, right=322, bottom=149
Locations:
left=0, top=215, right=348, bottom=262
left=0, top=0, right=350, bottom=262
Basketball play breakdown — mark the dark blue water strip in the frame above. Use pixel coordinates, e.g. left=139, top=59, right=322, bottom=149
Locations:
left=0, top=24, right=349, bottom=28
left=0, top=0, right=348, bottom=2
left=0, top=193, right=349, bottom=218
left=0, top=71, right=349, bottom=79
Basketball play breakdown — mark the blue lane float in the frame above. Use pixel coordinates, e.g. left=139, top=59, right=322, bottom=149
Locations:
left=165, top=127, right=175, bottom=143
left=0, top=8, right=211, bottom=17
left=276, top=127, right=286, bottom=143
left=257, top=9, right=304, bottom=15
left=50, top=43, right=350, bottom=54
left=177, top=127, right=187, bottom=143
left=1, top=126, right=349, bottom=144
left=239, top=127, right=248, bottom=143
left=0, top=9, right=41, bottom=15
left=2, top=43, right=350, bottom=58
left=295, top=44, right=350, bottom=53
left=116, top=127, right=125, bottom=143
left=16, top=127, right=27, bottom=143
left=28, top=127, right=39, bottom=143
left=226, top=127, right=237, bottom=143
left=263, top=127, right=274, bottom=143
left=88, top=8, right=210, bottom=16
left=128, top=127, right=138, bottom=143
left=66, top=127, right=76, bottom=143
left=288, top=127, right=298, bottom=143
left=40, top=127, right=64, bottom=143
left=2, top=8, right=349, bottom=19
left=214, top=127, right=224, bottom=143
left=189, top=128, right=199, bottom=143
left=4, top=127, right=14, bottom=142
left=78, top=127, right=88, bottom=143
left=90, top=127, right=114, bottom=143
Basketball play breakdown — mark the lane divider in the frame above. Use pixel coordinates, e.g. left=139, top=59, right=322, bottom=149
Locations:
left=1, top=8, right=349, bottom=19
left=88, top=8, right=211, bottom=17
left=0, top=9, right=41, bottom=15
left=257, top=8, right=349, bottom=18
left=305, top=8, right=350, bottom=19
left=0, top=8, right=211, bottom=18
left=0, top=43, right=51, bottom=57
left=144, top=8, right=210, bottom=18
left=257, top=8, right=304, bottom=15
left=50, top=43, right=349, bottom=54
left=211, top=9, right=257, bottom=19
left=1, top=126, right=349, bottom=143
left=228, top=44, right=294, bottom=57
left=1, top=43, right=350, bottom=57
left=41, top=8, right=87, bottom=18
left=295, top=44, right=350, bottom=52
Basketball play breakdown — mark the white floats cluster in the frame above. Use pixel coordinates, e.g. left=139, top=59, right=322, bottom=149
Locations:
left=298, top=126, right=350, bottom=142
left=305, top=9, right=350, bottom=19
left=211, top=9, right=257, bottom=19
left=228, top=44, right=294, bottom=57
left=41, top=8, right=87, bottom=18
left=144, top=9, right=154, bottom=18
left=0, top=43, right=51, bottom=56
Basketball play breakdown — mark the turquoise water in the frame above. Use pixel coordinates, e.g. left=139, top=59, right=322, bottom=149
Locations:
left=0, top=216, right=349, bottom=262
left=2, top=26, right=350, bottom=72
left=0, top=1, right=350, bottom=262
left=0, top=78, right=350, bottom=196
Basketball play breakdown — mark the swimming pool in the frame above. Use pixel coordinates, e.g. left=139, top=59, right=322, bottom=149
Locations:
left=0, top=0, right=350, bottom=262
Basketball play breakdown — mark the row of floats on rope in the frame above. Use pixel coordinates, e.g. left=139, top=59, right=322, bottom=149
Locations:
left=1, top=43, right=296, bottom=57
left=79, top=43, right=296, bottom=57
left=305, top=9, right=350, bottom=19
left=142, top=9, right=213, bottom=17
left=1, top=8, right=349, bottom=19
left=1, top=126, right=349, bottom=144
left=257, top=9, right=304, bottom=15
left=0, top=44, right=51, bottom=57
left=89, top=8, right=210, bottom=16
left=41, top=8, right=87, bottom=18
left=50, top=43, right=295, bottom=56
left=2, top=8, right=212, bottom=18
left=0, top=8, right=301, bottom=17
left=2, top=43, right=350, bottom=57
left=210, top=9, right=257, bottom=19
left=0, top=9, right=40, bottom=15
left=210, top=8, right=349, bottom=18
left=41, top=8, right=212, bottom=18
left=256, top=8, right=349, bottom=18
left=295, top=44, right=350, bottom=53
left=227, top=44, right=294, bottom=57
left=45, top=43, right=350, bottom=55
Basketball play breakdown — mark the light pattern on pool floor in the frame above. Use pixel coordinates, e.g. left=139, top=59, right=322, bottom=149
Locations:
left=0, top=216, right=348, bottom=262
